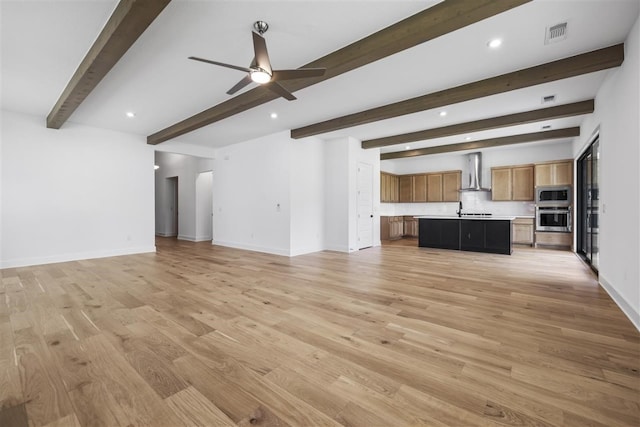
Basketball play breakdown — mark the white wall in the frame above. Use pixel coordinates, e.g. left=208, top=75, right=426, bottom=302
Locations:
left=324, top=138, right=351, bottom=252
left=0, top=110, right=155, bottom=268
left=324, top=137, right=381, bottom=252
left=290, top=137, right=325, bottom=256
left=573, top=12, right=640, bottom=330
left=195, top=171, right=213, bottom=241
left=380, top=140, right=573, bottom=217
left=154, top=152, right=213, bottom=241
left=212, top=131, right=292, bottom=256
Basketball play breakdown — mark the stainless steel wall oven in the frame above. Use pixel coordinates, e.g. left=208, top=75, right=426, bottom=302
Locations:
left=536, top=206, right=572, bottom=232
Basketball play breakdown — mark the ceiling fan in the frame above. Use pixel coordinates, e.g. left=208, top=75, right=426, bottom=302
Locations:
left=189, top=21, right=326, bottom=101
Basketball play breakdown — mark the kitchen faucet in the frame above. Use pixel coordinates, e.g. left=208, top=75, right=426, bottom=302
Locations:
left=456, top=201, right=463, bottom=217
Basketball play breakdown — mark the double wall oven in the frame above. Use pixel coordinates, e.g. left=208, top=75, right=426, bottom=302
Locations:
left=535, top=186, right=572, bottom=233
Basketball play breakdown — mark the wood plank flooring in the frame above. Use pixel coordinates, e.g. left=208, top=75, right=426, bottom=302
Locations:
left=1, top=237, right=638, bottom=426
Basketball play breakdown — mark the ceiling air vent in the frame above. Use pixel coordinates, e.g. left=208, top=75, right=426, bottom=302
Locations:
left=545, top=22, right=568, bottom=44
left=542, top=94, right=556, bottom=104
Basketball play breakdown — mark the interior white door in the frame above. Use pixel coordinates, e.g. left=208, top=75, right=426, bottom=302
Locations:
left=357, top=162, right=374, bottom=249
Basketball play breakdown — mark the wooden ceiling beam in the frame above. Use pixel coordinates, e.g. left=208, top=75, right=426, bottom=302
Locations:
left=380, top=127, right=580, bottom=160
left=292, top=44, right=623, bottom=139
left=47, top=0, right=172, bottom=129
left=362, top=99, right=594, bottom=149
left=147, top=0, right=532, bottom=144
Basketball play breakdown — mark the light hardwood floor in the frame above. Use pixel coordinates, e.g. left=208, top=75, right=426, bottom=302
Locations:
left=1, top=238, right=638, bottom=426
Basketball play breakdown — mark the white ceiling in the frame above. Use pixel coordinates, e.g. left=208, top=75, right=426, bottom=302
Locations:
left=1, top=0, right=639, bottom=156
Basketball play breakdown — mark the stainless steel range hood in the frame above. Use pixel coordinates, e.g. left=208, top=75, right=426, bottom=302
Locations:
left=460, top=152, right=491, bottom=192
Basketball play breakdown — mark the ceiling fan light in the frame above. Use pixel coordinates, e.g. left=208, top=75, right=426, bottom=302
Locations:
left=251, top=69, right=271, bottom=84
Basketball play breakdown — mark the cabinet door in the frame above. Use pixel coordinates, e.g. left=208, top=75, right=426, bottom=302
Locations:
left=513, top=223, right=533, bottom=245
left=553, top=161, right=572, bottom=185
left=399, top=176, right=413, bottom=202
left=535, top=164, right=553, bottom=186
left=427, top=174, right=443, bottom=202
left=413, top=175, right=427, bottom=202
left=485, top=221, right=512, bottom=254
left=380, top=173, right=387, bottom=202
left=460, top=220, right=485, bottom=251
left=442, top=172, right=461, bottom=202
left=419, top=219, right=459, bottom=249
left=390, top=175, right=399, bottom=202
left=380, top=216, right=390, bottom=240
left=512, top=166, right=534, bottom=201
left=491, top=168, right=512, bottom=201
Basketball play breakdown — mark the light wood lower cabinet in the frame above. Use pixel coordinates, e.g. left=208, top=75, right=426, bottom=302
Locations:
left=381, top=216, right=404, bottom=240
left=512, top=217, right=534, bottom=246
left=535, top=231, right=572, bottom=248
left=403, top=217, right=418, bottom=237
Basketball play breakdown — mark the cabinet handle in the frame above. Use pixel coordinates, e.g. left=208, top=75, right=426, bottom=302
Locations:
left=468, top=233, right=471, bottom=239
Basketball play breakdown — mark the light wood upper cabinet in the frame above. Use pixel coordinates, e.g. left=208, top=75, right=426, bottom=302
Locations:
left=399, top=175, right=413, bottom=202
left=491, top=165, right=534, bottom=201
left=380, top=172, right=400, bottom=203
left=491, top=167, right=512, bottom=201
left=413, top=174, right=427, bottom=202
left=442, top=171, right=461, bottom=202
left=512, top=166, right=534, bottom=200
left=427, top=174, right=443, bottom=202
left=535, top=160, right=572, bottom=186
left=381, top=170, right=461, bottom=203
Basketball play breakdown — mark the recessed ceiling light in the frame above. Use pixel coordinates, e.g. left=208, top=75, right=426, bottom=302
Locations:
left=439, top=111, right=447, bottom=117
left=270, top=112, right=278, bottom=119
left=487, top=38, right=502, bottom=49
left=405, top=146, right=411, bottom=150
left=126, top=112, right=136, bottom=118
left=465, top=136, right=472, bottom=141
left=154, top=165, right=160, bottom=170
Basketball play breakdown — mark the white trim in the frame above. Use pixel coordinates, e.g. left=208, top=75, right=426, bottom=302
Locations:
left=290, top=245, right=324, bottom=257
left=0, top=246, right=157, bottom=269
left=178, top=234, right=211, bottom=242
left=599, top=274, right=640, bottom=332
left=323, top=244, right=351, bottom=253
left=212, top=240, right=290, bottom=257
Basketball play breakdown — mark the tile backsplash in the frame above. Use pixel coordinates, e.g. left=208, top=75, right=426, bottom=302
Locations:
left=380, top=191, right=535, bottom=217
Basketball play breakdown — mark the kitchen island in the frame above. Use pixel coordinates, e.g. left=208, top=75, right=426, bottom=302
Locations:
left=416, top=215, right=515, bottom=255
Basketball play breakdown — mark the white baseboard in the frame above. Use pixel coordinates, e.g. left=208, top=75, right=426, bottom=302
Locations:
left=290, top=245, right=324, bottom=257
left=212, top=240, right=290, bottom=257
left=177, top=235, right=211, bottom=242
left=323, top=243, right=350, bottom=253
left=0, top=246, right=157, bottom=269
left=599, top=274, right=640, bottom=332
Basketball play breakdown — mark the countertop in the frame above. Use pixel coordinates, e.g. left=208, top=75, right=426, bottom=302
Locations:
left=414, top=215, right=516, bottom=221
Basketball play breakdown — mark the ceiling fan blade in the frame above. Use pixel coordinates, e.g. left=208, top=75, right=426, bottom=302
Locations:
left=188, top=56, right=252, bottom=73
left=265, top=82, right=296, bottom=101
left=252, top=32, right=272, bottom=74
left=227, top=74, right=253, bottom=95
left=271, top=68, right=327, bottom=81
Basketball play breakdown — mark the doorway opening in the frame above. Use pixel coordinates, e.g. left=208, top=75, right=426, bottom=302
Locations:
left=166, top=176, right=179, bottom=237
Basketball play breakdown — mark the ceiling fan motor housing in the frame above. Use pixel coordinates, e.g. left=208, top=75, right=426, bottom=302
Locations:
left=253, top=21, right=269, bottom=34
